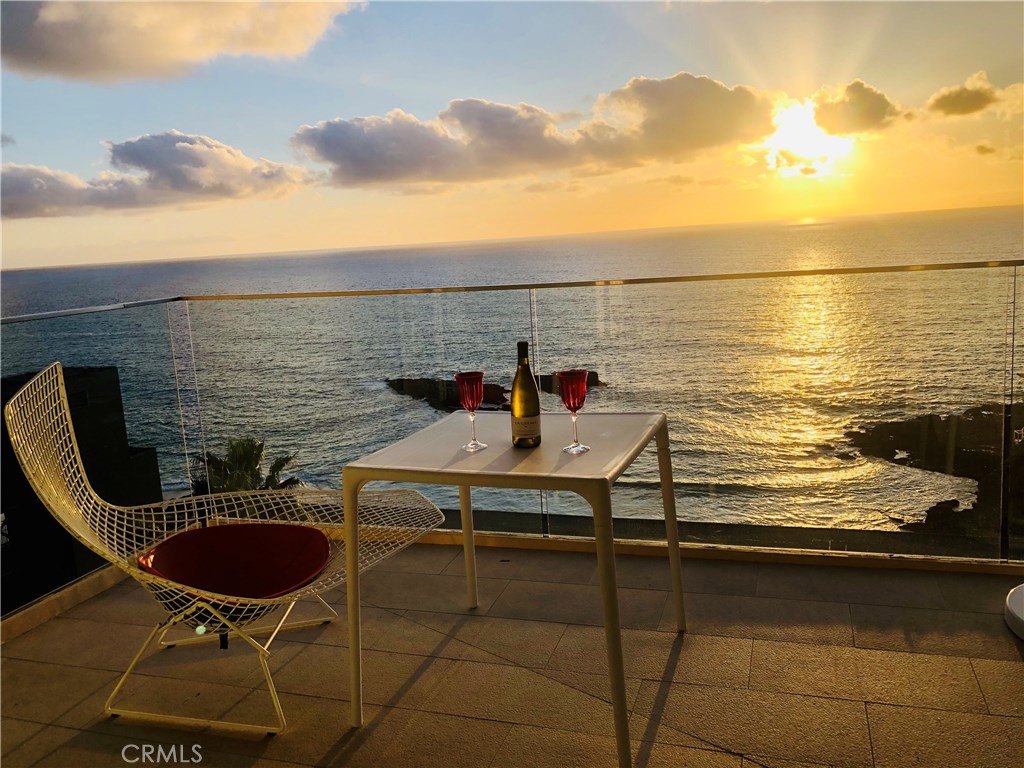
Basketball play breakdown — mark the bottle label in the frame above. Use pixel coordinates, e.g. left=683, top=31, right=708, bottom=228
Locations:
left=512, top=415, right=541, bottom=438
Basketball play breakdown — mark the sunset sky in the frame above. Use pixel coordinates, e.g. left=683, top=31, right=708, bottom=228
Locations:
left=1, top=1, right=1022, bottom=269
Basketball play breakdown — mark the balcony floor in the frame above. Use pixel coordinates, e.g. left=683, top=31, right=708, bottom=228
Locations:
left=2, top=544, right=1023, bottom=768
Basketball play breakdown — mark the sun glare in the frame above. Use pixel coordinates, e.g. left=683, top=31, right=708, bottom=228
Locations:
left=763, top=101, right=854, bottom=179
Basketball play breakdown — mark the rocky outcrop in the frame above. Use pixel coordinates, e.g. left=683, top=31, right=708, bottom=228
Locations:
left=386, top=371, right=606, bottom=411
left=845, top=404, right=1022, bottom=538
left=386, top=378, right=509, bottom=412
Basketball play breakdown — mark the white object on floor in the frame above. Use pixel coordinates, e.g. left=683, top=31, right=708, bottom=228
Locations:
left=1006, top=583, right=1024, bottom=640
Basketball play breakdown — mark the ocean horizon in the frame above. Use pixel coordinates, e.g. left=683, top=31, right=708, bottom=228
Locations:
left=2, top=204, right=1021, bottom=534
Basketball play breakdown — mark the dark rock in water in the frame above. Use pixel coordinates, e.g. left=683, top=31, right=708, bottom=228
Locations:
left=387, top=372, right=606, bottom=408
left=538, top=370, right=605, bottom=395
left=386, top=378, right=508, bottom=412
left=845, top=403, right=1022, bottom=541
left=845, top=406, right=1016, bottom=481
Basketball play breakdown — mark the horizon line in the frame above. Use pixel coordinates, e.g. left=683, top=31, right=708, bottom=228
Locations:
left=1, top=202, right=1021, bottom=274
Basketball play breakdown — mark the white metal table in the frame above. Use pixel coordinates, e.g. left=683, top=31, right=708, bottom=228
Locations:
left=343, top=411, right=686, bottom=768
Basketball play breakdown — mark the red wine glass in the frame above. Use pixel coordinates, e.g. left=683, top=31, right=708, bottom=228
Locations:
left=555, top=370, right=590, bottom=455
left=454, top=371, right=487, bottom=452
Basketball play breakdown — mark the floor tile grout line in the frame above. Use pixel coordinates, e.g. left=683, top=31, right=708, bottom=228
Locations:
left=482, top=721, right=516, bottom=768
left=630, top=694, right=749, bottom=761
left=967, top=657, right=994, bottom=716
left=359, top=598, right=665, bottom=714
left=540, top=621, right=570, bottom=670
left=746, top=637, right=758, bottom=691
left=864, top=700, right=877, bottom=768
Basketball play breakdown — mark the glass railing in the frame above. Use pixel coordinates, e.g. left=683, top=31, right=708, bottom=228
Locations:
left=184, top=290, right=546, bottom=534
left=1, top=260, right=1021, bottom=614
left=535, top=267, right=1019, bottom=560
left=1, top=302, right=185, bottom=612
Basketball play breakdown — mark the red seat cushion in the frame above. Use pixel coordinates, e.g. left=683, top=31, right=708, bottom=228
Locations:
left=138, top=523, right=331, bottom=599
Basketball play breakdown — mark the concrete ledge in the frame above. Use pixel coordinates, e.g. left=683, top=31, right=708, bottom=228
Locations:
left=420, top=530, right=1024, bottom=576
left=1, top=565, right=126, bottom=643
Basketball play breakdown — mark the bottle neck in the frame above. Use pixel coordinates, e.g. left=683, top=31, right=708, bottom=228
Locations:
left=518, top=357, right=530, bottom=367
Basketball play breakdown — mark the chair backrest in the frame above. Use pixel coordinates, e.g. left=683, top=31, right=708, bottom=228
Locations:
left=3, top=363, right=119, bottom=562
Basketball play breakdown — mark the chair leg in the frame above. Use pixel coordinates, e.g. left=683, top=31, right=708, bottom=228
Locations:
left=159, top=595, right=338, bottom=649
left=106, top=602, right=288, bottom=734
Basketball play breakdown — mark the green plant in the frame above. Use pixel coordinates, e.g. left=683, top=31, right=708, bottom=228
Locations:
left=190, top=438, right=302, bottom=495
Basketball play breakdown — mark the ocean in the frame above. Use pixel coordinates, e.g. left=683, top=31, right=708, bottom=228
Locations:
left=2, top=205, right=1021, bottom=530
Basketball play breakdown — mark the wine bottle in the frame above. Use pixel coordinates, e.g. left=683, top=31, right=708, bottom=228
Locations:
left=511, top=340, right=542, bottom=448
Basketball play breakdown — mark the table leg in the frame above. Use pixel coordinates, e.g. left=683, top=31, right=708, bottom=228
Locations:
left=589, top=486, right=632, bottom=768
left=343, top=473, right=363, bottom=728
left=656, top=424, right=687, bottom=632
left=459, top=485, right=479, bottom=609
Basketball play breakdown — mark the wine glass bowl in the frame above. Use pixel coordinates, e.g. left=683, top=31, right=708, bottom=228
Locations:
left=555, top=370, right=590, bottom=455
left=454, top=371, right=487, bottom=452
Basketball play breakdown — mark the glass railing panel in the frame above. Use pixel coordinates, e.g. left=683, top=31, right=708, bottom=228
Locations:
left=185, top=290, right=544, bottom=532
left=1007, top=266, right=1022, bottom=561
left=535, top=266, right=1014, bottom=558
left=0, top=303, right=183, bottom=611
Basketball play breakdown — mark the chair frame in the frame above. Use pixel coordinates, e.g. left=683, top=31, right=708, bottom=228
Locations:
left=4, top=362, right=444, bottom=734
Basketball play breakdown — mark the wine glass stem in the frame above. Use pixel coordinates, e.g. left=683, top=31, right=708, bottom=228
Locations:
left=571, top=411, right=579, bottom=445
left=469, top=411, right=477, bottom=443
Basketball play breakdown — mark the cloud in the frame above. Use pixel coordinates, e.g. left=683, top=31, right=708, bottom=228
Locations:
left=292, top=71, right=775, bottom=187
left=814, top=80, right=902, bottom=134
left=1, top=134, right=13, bottom=147
left=1, top=2, right=351, bottom=82
left=588, top=72, right=774, bottom=162
left=291, top=109, right=472, bottom=185
left=2, top=130, right=311, bottom=218
left=975, top=144, right=996, bottom=155
left=927, top=71, right=1000, bottom=116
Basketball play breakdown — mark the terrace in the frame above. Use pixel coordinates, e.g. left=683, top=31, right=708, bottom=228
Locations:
left=2, top=542, right=1022, bottom=767
left=2, top=260, right=1022, bottom=766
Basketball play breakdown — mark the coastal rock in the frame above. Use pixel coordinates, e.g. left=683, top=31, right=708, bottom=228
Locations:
left=386, top=378, right=508, bottom=412
left=845, top=404, right=1022, bottom=542
left=386, top=371, right=605, bottom=410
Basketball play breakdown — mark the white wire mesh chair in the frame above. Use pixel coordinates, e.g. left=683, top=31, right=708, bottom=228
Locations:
left=3, top=362, right=445, bottom=733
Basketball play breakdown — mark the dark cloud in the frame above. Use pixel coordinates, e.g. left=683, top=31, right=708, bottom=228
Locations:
left=927, top=72, right=999, bottom=116
left=2, top=130, right=310, bottom=218
left=1, top=133, right=14, bottom=147
left=292, top=71, right=775, bottom=187
left=814, top=80, right=902, bottom=134
left=441, top=99, right=575, bottom=170
left=1, top=2, right=350, bottom=83
left=291, top=110, right=471, bottom=185
left=975, top=144, right=996, bottom=155
left=590, top=72, right=774, bottom=161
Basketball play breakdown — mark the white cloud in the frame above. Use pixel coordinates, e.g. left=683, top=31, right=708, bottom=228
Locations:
left=1, top=2, right=352, bottom=82
left=2, top=130, right=311, bottom=218
left=291, top=71, right=775, bottom=187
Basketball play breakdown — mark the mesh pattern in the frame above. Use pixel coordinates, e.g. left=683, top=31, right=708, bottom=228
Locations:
left=4, top=363, right=444, bottom=632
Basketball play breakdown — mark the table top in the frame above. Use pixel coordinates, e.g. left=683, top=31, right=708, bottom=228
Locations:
left=344, top=411, right=665, bottom=491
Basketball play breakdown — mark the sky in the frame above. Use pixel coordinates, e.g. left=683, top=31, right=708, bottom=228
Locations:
left=1, top=1, right=1022, bottom=269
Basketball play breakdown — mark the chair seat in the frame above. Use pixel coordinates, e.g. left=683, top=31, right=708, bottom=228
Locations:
left=138, top=523, right=331, bottom=599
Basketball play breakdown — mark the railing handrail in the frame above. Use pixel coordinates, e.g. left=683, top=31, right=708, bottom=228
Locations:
left=3, top=258, right=1021, bottom=325
left=1, top=297, right=183, bottom=325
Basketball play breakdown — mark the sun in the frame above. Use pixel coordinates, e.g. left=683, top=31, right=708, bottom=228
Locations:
left=763, top=100, right=854, bottom=178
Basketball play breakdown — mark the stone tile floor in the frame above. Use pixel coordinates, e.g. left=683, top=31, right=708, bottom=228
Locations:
left=2, top=543, right=1022, bottom=768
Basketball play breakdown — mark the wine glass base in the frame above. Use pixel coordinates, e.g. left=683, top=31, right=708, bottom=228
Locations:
left=462, top=440, right=488, bottom=452
left=562, top=443, right=590, bottom=455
